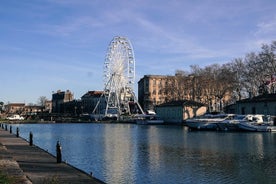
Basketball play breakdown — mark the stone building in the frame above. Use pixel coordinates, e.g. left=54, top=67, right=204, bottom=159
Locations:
left=81, top=91, right=105, bottom=114
left=51, top=90, right=107, bottom=116
left=24, top=105, right=43, bottom=115
left=138, top=74, right=232, bottom=113
left=44, top=100, right=52, bottom=113
left=52, top=90, right=74, bottom=113
left=138, top=75, right=175, bottom=111
left=155, top=100, right=207, bottom=123
left=4, top=103, right=25, bottom=115
left=225, top=94, right=276, bottom=116
left=63, top=100, right=82, bottom=115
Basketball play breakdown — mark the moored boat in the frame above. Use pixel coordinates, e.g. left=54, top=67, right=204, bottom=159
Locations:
left=135, top=114, right=164, bottom=125
left=238, top=114, right=276, bottom=132
left=238, top=122, right=276, bottom=132
left=185, top=113, right=230, bottom=130
left=216, top=114, right=247, bottom=131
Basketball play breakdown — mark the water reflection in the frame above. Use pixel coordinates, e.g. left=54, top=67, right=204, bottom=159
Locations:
left=12, top=124, right=276, bottom=184
left=101, top=124, right=137, bottom=183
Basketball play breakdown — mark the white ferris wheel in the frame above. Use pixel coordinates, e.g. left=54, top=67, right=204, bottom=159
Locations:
left=102, top=36, right=143, bottom=118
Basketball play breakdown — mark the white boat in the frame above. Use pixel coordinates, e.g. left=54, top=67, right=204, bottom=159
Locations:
left=186, top=114, right=230, bottom=130
left=216, top=114, right=248, bottom=131
left=135, top=114, right=164, bottom=125
left=238, top=115, right=276, bottom=132
left=6, top=114, right=24, bottom=121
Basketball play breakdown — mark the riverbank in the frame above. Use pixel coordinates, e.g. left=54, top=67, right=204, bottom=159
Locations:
left=0, top=127, right=104, bottom=184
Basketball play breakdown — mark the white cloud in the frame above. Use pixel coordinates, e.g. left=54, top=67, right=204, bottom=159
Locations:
left=256, top=17, right=276, bottom=35
left=35, top=16, right=104, bottom=37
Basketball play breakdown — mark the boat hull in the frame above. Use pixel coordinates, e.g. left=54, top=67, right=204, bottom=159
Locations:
left=135, top=114, right=164, bottom=125
left=186, top=121, right=218, bottom=130
left=185, top=114, right=230, bottom=130
left=136, top=119, right=164, bottom=125
left=238, top=122, right=276, bottom=132
left=216, top=122, right=240, bottom=131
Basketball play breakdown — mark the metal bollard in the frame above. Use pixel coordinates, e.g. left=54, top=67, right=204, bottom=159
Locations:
left=9, top=126, right=12, bottom=134
left=16, top=127, right=19, bottom=137
left=56, top=141, right=62, bottom=163
left=29, top=132, right=33, bottom=146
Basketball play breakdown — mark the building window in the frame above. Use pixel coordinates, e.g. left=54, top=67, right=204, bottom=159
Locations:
left=153, top=79, right=156, bottom=86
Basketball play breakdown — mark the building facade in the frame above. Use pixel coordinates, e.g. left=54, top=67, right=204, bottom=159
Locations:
left=225, top=94, right=276, bottom=116
left=155, top=100, right=207, bottom=123
left=44, top=100, right=52, bottom=113
left=81, top=91, right=106, bottom=114
left=138, top=75, right=175, bottom=111
left=138, top=74, right=232, bottom=113
left=4, top=103, right=25, bottom=115
left=52, top=90, right=74, bottom=113
left=24, top=105, right=43, bottom=115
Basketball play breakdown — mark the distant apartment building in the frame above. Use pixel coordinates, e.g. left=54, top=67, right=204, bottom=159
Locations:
left=52, top=90, right=74, bottom=113
left=138, top=75, right=178, bottom=111
left=4, top=102, right=50, bottom=116
left=24, top=105, right=43, bottom=115
left=138, top=74, right=232, bottom=113
left=4, top=103, right=25, bottom=114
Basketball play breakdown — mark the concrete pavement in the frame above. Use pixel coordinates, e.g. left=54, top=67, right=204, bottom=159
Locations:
left=0, top=126, right=104, bottom=184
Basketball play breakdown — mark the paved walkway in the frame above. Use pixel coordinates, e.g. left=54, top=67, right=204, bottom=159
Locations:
left=0, top=127, right=104, bottom=184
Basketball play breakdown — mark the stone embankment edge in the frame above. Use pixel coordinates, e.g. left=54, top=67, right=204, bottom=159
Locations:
left=0, top=123, right=105, bottom=184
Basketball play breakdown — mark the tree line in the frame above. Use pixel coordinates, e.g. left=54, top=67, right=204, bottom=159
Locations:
left=164, top=41, right=276, bottom=112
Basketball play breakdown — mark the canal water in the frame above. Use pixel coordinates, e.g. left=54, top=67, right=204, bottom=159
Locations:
left=13, top=123, right=275, bottom=184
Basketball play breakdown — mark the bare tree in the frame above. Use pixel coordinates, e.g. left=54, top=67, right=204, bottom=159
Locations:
left=0, top=101, right=4, bottom=113
left=258, top=42, right=276, bottom=93
left=155, top=41, right=276, bottom=111
left=228, top=58, right=247, bottom=101
left=37, top=96, right=47, bottom=107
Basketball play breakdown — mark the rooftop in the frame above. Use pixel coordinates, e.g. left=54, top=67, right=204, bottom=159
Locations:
left=238, top=94, right=276, bottom=103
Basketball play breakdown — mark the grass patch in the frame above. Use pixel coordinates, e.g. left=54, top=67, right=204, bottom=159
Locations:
left=0, top=171, right=30, bottom=184
left=0, top=171, right=15, bottom=184
left=42, top=175, right=60, bottom=184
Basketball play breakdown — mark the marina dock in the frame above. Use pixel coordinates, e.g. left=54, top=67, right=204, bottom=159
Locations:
left=0, top=127, right=104, bottom=184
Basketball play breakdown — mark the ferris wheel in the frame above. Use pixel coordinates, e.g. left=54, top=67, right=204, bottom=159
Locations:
left=102, top=36, right=142, bottom=118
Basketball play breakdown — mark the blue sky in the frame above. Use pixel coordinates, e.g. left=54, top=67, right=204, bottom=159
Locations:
left=1, top=0, right=276, bottom=104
